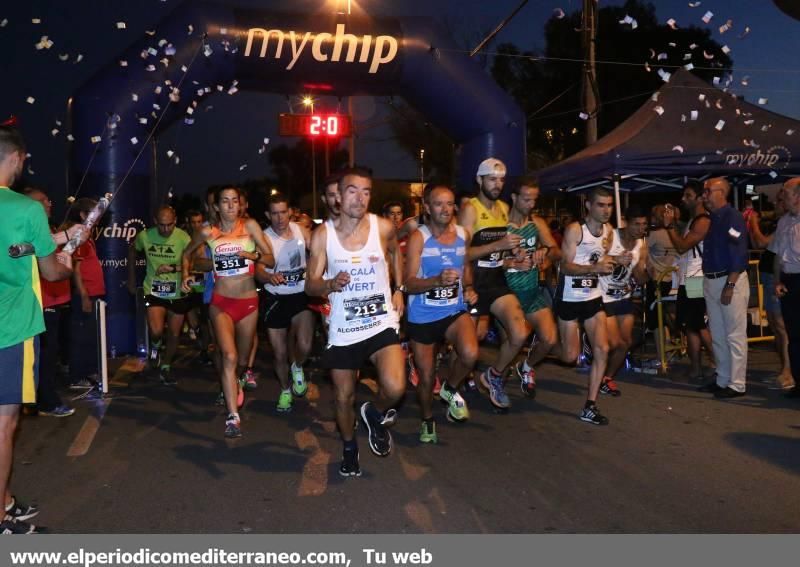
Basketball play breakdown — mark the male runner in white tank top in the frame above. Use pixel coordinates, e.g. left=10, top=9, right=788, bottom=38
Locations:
left=556, top=188, right=615, bottom=425
left=306, top=167, right=406, bottom=477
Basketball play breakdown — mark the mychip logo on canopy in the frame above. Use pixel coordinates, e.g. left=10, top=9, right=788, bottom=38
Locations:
left=92, top=218, right=146, bottom=243
left=243, top=23, right=399, bottom=74
left=724, top=145, right=791, bottom=169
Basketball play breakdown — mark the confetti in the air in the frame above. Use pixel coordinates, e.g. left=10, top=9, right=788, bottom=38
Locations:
left=619, top=15, right=638, bottom=29
left=26, top=96, right=35, bottom=105
left=239, top=164, right=248, bottom=171
left=715, top=99, right=723, bottom=109
left=698, top=94, right=706, bottom=101
left=116, top=22, right=127, bottom=30
left=0, top=18, right=7, bottom=27
left=741, top=76, right=749, bottom=86
left=131, top=137, right=139, bottom=145
left=32, top=18, right=41, bottom=24
left=644, top=62, right=651, bottom=72
left=167, top=150, right=175, bottom=158
left=653, top=106, right=665, bottom=116
left=119, top=60, right=128, bottom=67
left=145, top=30, right=156, bottom=36
left=139, top=117, right=148, bottom=125
left=147, top=47, right=158, bottom=56
left=721, top=45, right=730, bottom=54
left=697, top=156, right=706, bottom=164
left=553, top=8, right=566, bottom=19
left=689, top=43, right=698, bottom=50
left=657, top=69, right=671, bottom=82
left=169, top=91, right=180, bottom=103
left=758, top=97, right=768, bottom=105
left=35, top=36, right=53, bottom=50
left=203, top=44, right=213, bottom=57
left=688, top=1, right=701, bottom=7
left=165, top=44, right=176, bottom=56
left=651, top=92, right=660, bottom=102
left=715, top=120, right=725, bottom=131
left=145, top=64, right=156, bottom=72
left=672, top=145, right=684, bottom=153
left=154, top=86, right=163, bottom=94
left=684, top=63, right=694, bottom=71
left=579, top=112, right=589, bottom=120
left=51, top=129, right=59, bottom=137
left=91, top=136, right=102, bottom=144
left=713, top=76, right=721, bottom=85
left=744, top=119, right=754, bottom=125
left=703, top=50, right=714, bottom=60
left=67, top=134, right=74, bottom=141
left=666, top=18, right=678, bottom=30
left=788, top=129, right=796, bottom=136
left=719, top=20, right=732, bottom=34
left=657, top=52, right=667, bottom=61
left=702, top=11, right=713, bottom=24
left=738, top=26, right=751, bottom=39
left=690, top=110, right=699, bottom=120
left=681, top=114, right=687, bottom=122
left=187, top=25, right=194, bottom=35
left=131, top=93, right=139, bottom=101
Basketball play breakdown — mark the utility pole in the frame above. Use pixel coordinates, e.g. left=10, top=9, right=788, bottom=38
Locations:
left=582, top=0, right=599, bottom=146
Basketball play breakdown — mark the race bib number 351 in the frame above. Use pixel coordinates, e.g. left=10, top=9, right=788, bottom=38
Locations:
left=344, top=294, right=388, bottom=321
left=214, top=255, right=248, bottom=275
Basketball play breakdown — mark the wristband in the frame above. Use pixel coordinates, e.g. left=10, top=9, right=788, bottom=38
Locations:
left=724, top=281, right=736, bottom=288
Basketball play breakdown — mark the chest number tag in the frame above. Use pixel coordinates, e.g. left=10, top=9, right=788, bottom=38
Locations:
left=344, top=294, right=388, bottom=321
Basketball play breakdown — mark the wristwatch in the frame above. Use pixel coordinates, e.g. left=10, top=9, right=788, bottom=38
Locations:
left=395, top=284, right=407, bottom=293
left=724, top=281, right=736, bottom=288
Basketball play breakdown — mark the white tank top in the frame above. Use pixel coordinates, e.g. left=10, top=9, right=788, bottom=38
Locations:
left=561, top=223, right=611, bottom=303
left=264, top=222, right=306, bottom=296
left=325, top=214, right=399, bottom=346
left=677, top=215, right=706, bottom=285
left=600, top=229, right=644, bottom=303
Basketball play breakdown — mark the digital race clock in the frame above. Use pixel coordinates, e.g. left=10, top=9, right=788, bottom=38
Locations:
left=278, top=114, right=353, bottom=138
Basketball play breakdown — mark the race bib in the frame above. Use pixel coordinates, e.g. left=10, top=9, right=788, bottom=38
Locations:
left=477, top=251, right=503, bottom=269
left=280, top=268, right=305, bottom=287
left=572, top=277, right=598, bottom=289
left=344, top=294, right=388, bottom=321
left=214, top=254, right=249, bottom=276
left=152, top=279, right=177, bottom=298
left=424, top=284, right=459, bottom=306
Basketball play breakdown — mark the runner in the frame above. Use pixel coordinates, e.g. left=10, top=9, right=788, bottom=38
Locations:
left=405, top=184, right=478, bottom=443
left=256, top=193, right=313, bottom=413
left=555, top=187, right=615, bottom=425
left=457, top=158, right=528, bottom=409
left=599, top=206, right=649, bottom=397
left=505, top=177, right=561, bottom=399
left=128, top=206, right=192, bottom=385
left=181, top=187, right=275, bottom=438
left=306, top=167, right=405, bottom=477
left=183, top=209, right=213, bottom=366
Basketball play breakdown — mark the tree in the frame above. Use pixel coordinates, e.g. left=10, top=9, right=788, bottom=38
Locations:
left=493, top=0, right=734, bottom=167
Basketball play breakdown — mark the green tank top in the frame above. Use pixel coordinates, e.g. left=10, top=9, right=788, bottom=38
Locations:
left=505, top=221, right=540, bottom=292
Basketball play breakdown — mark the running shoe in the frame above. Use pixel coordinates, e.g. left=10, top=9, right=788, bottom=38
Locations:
left=0, top=515, right=41, bottom=534
left=159, top=366, right=177, bottom=386
left=291, top=364, right=308, bottom=397
left=38, top=405, right=75, bottom=418
left=516, top=362, right=537, bottom=399
left=479, top=369, right=511, bottom=409
left=419, top=420, right=438, bottom=444
left=360, top=402, right=393, bottom=457
left=407, top=354, right=420, bottom=388
left=242, top=368, right=258, bottom=391
left=581, top=332, right=593, bottom=364
left=600, top=377, right=621, bottom=397
left=579, top=404, right=609, bottom=425
left=439, top=384, right=470, bottom=422
left=339, top=448, right=362, bottom=477
left=69, top=377, right=96, bottom=390
left=224, top=414, right=242, bottom=438
left=276, top=389, right=293, bottom=413
left=5, top=498, right=38, bottom=522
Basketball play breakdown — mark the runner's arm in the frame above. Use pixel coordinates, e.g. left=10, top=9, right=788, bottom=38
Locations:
left=534, top=216, right=562, bottom=263
left=37, top=252, right=72, bottom=282
left=246, top=218, right=276, bottom=268
left=396, top=216, right=419, bottom=242
left=664, top=216, right=710, bottom=254
left=560, top=222, right=595, bottom=276
left=633, top=245, right=649, bottom=283
left=181, top=227, right=211, bottom=287
left=404, top=230, right=439, bottom=293
left=305, top=224, right=330, bottom=297
left=380, top=216, right=403, bottom=290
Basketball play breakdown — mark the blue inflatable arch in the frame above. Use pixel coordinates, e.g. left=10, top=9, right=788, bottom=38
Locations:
left=71, top=1, right=526, bottom=352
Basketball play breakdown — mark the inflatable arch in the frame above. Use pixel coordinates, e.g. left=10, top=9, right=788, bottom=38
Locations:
left=71, top=1, right=526, bottom=352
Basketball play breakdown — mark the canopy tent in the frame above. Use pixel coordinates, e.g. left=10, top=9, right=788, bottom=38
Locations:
left=537, top=69, right=800, bottom=220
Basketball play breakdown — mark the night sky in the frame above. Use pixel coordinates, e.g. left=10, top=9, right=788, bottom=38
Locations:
left=1, top=0, right=798, bottom=210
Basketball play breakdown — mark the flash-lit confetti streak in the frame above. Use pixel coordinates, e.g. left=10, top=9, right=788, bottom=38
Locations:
left=657, top=69, right=671, bottom=83
left=715, top=120, right=726, bottom=131
left=653, top=105, right=665, bottom=116
left=788, top=129, right=796, bottom=136
left=553, top=8, right=565, bottom=19
left=738, top=26, right=751, bottom=39
left=719, top=20, right=733, bottom=34
left=702, top=11, right=713, bottom=24
left=758, top=97, right=768, bottom=105
left=672, top=146, right=684, bottom=153
left=688, top=1, right=701, bottom=7
left=619, top=15, right=638, bottom=29
left=666, top=18, right=678, bottom=30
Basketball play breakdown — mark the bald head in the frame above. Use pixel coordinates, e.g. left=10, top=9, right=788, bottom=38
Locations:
left=155, top=206, right=177, bottom=237
left=784, top=177, right=800, bottom=193
left=707, top=177, right=730, bottom=197
left=782, top=177, right=800, bottom=216
left=701, top=176, right=731, bottom=212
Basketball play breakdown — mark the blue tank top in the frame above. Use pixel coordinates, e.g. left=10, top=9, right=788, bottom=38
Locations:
left=408, top=225, right=468, bottom=324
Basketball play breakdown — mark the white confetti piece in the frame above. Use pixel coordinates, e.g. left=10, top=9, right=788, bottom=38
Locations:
left=184, top=118, right=194, bottom=125
left=131, top=93, right=139, bottom=101
left=169, top=92, right=180, bottom=103
left=738, top=26, right=750, bottom=39
left=690, top=110, right=699, bottom=120
left=153, top=103, right=161, bottom=110
left=26, top=96, right=35, bottom=105
left=145, top=30, right=156, bottom=36
left=653, top=105, right=665, bottom=115
left=119, top=60, right=128, bottom=67
left=91, top=136, right=102, bottom=144
left=787, top=129, right=795, bottom=136
left=761, top=124, right=770, bottom=132
left=719, top=19, right=733, bottom=34
left=666, top=18, right=678, bottom=29
left=239, top=164, right=248, bottom=171
left=74, top=53, right=83, bottom=63
left=698, top=94, right=706, bottom=101
left=740, top=76, right=749, bottom=86
left=684, top=63, right=694, bottom=71
left=657, top=69, right=671, bottom=82
left=130, top=137, right=138, bottom=145
left=702, top=11, right=713, bottom=24
left=697, top=156, right=706, bottom=164
left=743, top=119, right=754, bottom=125
left=769, top=171, right=778, bottom=179
left=181, top=65, right=188, bottom=73
left=703, top=50, right=714, bottom=60
left=651, top=92, right=660, bottom=102
left=116, top=22, right=126, bottom=29
left=0, top=19, right=7, bottom=27
left=657, top=52, right=667, bottom=61
left=619, top=15, right=638, bottom=29
left=721, top=45, right=730, bottom=54
left=158, top=39, right=168, bottom=47
left=689, top=43, right=698, bottom=50
left=67, top=134, right=74, bottom=141
left=35, top=35, right=53, bottom=50
left=553, top=8, right=565, bottom=19
left=154, top=86, right=163, bottom=94
left=145, top=64, right=156, bottom=72
left=148, top=47, right=158, bottom=56
left=649, top=48, right=655, bottom=59
left=51, top=129, right=59, bottom=137
left=160, top=57, right=169, bottom=67
left=758, top=97, right=768, bottom=105
left=688, top=2, right=701, bottom=7
left=139, top=117, right=148, bottom=125
left=681, top=114, right=687, bottom=122
left=715, top=120, right=725, bottom=131
left=644, top=62, right=651, bottom=72
left=186, top=106, right=194, bottom=115
left=167, top=150, right=175, bottom=158
left=187, top=25, right=194, bottom=35
left=713, top=76, right=721, bottom=85
left=165, top=44, right=176, bottom=56
left=578, top=112, right=589, bottom=120
left=728, top=227, right=741, bottom=238
left=203, top=44, right=213, bottom=57
left=668, top=42, right=677, bottom=47
left=683, top=53, right=692, bottom=61
left=715, top=99, right=723, bottom=109
left=31, top=18, right=41, bottom=24
left=55, top=120, right=62, bottom=126
left=174, top=156, right=180, bottom=165
left=672, top=145, right=684, bottom=153
left=228, top=86, right=239, bottom=95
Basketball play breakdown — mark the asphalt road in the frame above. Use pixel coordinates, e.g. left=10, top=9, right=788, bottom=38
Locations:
left=13, top=341, right=800, bottom=533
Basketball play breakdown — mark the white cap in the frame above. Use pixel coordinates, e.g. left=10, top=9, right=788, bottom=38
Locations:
left=476, top=158, right=507, bottom=177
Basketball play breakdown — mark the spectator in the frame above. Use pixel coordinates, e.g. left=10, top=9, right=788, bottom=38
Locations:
left=0, top=124, right=72, bottom=533
left=646, top=204, right=680, bottom=364
left=699, top=177, right=749, bottom=398
left=770, top=177, right=800, bottom=399
left=64, top=198, right=106, bottom=389
left=749, top=190, right=794, bottom=391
